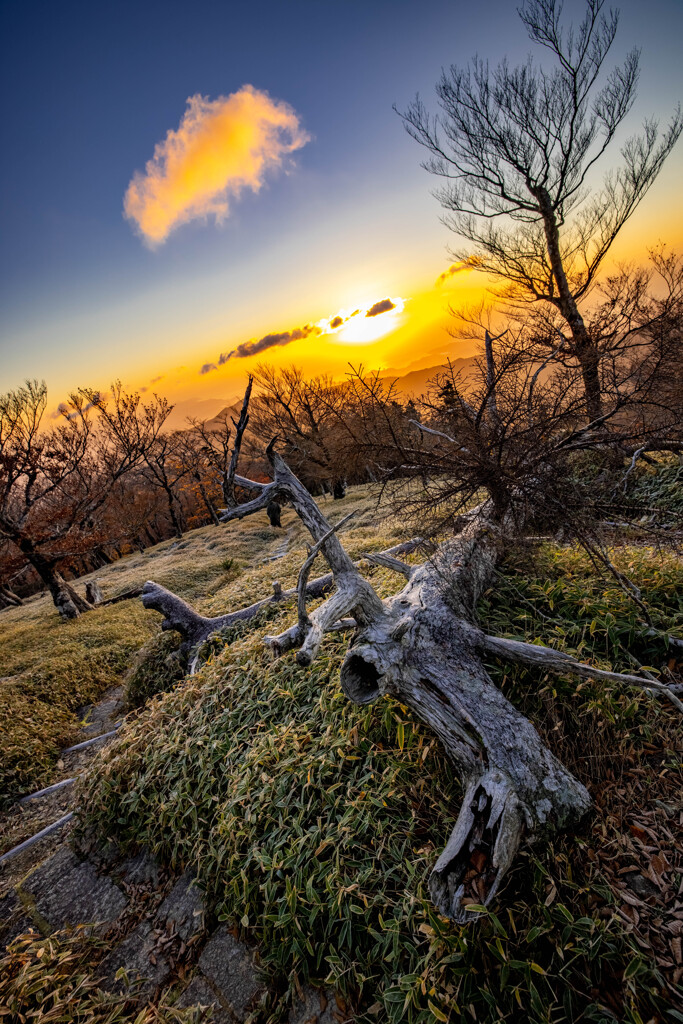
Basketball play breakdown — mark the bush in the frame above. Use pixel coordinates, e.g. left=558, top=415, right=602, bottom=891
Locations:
left=79, top=547, right=682, bottom=1022
left=124, top=630, right=186, bottom=709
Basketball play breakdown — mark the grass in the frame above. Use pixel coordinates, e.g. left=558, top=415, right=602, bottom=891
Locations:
left=75, top=529, right=682, bottom=1023
left=0, top=929, right=202, bottom=1023
left=0, top=484, right=385, bottom=806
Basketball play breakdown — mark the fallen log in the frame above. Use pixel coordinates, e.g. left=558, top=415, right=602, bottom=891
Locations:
left=140, top=449, right=670, bottom=922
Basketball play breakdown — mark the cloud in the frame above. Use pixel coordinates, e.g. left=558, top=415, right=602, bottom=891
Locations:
left=435, top=257, right=481, bottom=286
left=366, top=298, right=396, bottom=317
left=150, top=375, right=164, bottom=384
left=216, top=324, right=321, bottom=366
left=199, top=296, right=404, bottom=374
left=124, top=87, right=310, bottom=246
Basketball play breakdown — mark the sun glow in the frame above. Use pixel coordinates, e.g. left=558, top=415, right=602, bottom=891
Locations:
left=324, top=296, right=406, bottom=345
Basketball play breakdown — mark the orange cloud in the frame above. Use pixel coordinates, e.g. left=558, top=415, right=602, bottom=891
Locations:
left=124, top=87, right=310, bottom=246
left=435, top=257, right=481, bottom=286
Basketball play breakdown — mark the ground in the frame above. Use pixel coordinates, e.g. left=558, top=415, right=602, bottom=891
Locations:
left=1, top=482, right=682, bottom=1023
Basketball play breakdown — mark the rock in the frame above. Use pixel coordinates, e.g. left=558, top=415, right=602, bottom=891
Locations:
left=176, top=974, right=232, bottom=1022
left=624, top=872, right=659, bottom=899
left=289, top=986, right=338, bottom=1024
left=19, top=846, right=127, bottom=934
left=78, top=685, right=124, bottom=738
left=98, top=920, right=171, bottom=1002
left=155, top=869, right=205, bottom=940
left=119, top=850, right=160, bottom=887
left=0, top=891, right=35, bottom=948
left=198, top=925, right=264, bottom=1020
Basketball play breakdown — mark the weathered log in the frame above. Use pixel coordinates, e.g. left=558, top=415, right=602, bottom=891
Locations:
left=141, top=535, right=422, bottom=661
left=0, top=583, right=23, bottom=607
left=143, top=450, right=667, bottom=921
left=85, top=579, right=104, bottom=606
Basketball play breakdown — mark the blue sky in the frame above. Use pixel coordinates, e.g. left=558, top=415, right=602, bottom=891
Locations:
left=1, top=0, right=681, bottom=409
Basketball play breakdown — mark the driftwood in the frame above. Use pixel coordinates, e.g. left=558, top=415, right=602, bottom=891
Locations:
left=140, top=448, right=674, bottom=922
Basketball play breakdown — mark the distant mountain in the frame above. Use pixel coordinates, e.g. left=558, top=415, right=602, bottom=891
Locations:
left=381, top=355, right=479, bottom=397
left=164, top=356, right=479, bottom=433
left=164, top=397, right=236, bottom=430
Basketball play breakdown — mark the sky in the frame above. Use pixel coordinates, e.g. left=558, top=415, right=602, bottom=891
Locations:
left=1, top=0, right=682, bottom=418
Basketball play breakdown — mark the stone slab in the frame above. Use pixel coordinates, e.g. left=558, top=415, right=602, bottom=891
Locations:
left=0, top=890, right=35, bottom=948
left=198, top=925, right=264, bottom=1020
left=98, top=920, right=171, bottom=1002
left=176, top=974, right=232, bottom=1022
left=118, top=850, right=160, bottom=887
left=289, top=987, right=337, bottom=1024
left=19, top=846, right=127, bottom=934
left=155, top=869, right=205, bottom=940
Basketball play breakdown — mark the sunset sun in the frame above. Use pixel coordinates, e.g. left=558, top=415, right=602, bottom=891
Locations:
left=328, top=296, right=406, bottom=345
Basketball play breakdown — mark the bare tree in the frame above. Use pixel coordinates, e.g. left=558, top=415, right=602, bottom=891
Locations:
left=83, top=385, right=189, bottom=539
left=0, top=381, right=159, bottom=617
left=188, top=376, right=254, bottom=514
left=175, top=431, right=222, bottom=527
left=249, top=366, right=356, bottom=498
left=398, top=0, right=682, bottom=419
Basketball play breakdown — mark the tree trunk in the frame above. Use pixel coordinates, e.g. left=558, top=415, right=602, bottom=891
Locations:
left=197, top=478, right=221, bottom=526
left=85, top=580, right=104, bottom=606
left=266, top=499, right=282, bottom=528
left=0, top=584, right=23, bottom=607
left=224, top=376, right=253, bottom=508
left=536, top=190, right=602, bottom=421
left=164, top=487, right=184, bottom=538
left=144, top=524, right=160, bottom=546
left=16, top=543, right=93, bottom=618
left=339, top=520, right=590, bottom=920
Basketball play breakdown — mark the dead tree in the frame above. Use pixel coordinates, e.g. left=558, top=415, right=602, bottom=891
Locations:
left=189, top=376, right=254, bottom=513
left=139, top=443, right=679, bottom=923
left=398, top=0, right=682, bottom=419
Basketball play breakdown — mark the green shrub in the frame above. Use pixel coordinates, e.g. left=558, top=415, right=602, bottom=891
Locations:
left=124, top=630, right=186, bottom=709
left=79, top=546, right=682, bottom=1023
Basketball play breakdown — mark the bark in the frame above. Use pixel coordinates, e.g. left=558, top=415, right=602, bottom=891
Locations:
left=85, top=579, right=104, bottom=606
left=536, top=188, right=602, bottom=422
left=197, top=476, right=221, bottom=526
left=266, top=500, right=282, bottom=528
left=164, top=486, right=184, bottom=538
left=338, top=522, right=590, bottom=921
left=143, top=453, right=668, bottom=921
left=223, top=376, right=253, bottom=508
left=0, top=584, right=23, bottom=607
left=17, top=543, right=93, bottom=618
left=141, top=537, right=421, bottom=660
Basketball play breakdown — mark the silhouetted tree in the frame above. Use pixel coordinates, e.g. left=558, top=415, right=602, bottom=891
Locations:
left=399, top=0, right=682, bottom=419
